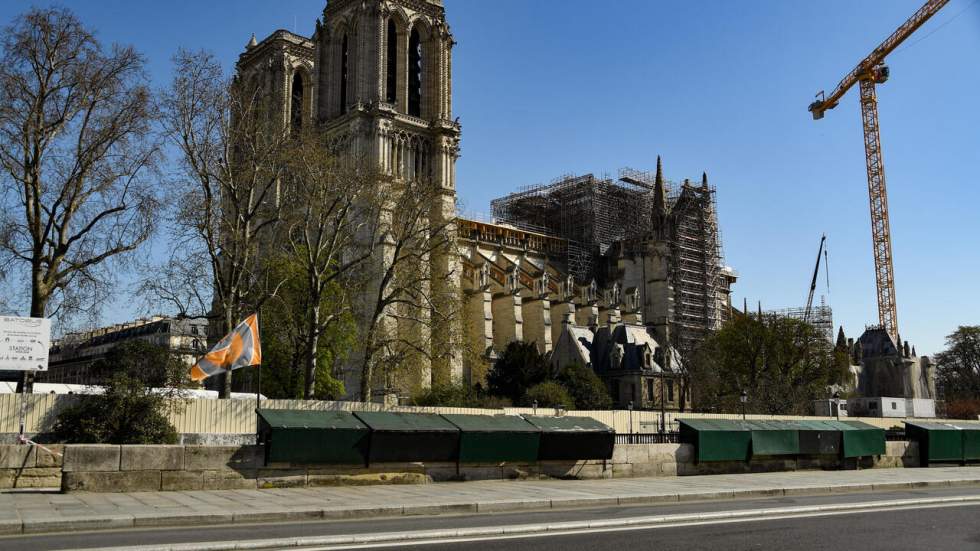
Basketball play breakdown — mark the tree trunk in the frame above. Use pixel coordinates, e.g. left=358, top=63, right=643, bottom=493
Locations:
left=18, top=275, right=47, bottom=393
left=303, top=304, right=320, bottom=399
left=359, top=321, right=378, bottom=402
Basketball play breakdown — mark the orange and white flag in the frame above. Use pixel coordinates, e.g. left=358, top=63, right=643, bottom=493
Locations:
left=190, top=314, right=262, bottom=382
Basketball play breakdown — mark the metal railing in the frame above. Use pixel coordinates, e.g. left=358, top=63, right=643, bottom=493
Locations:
left=615, top=432, right=680, bottom=444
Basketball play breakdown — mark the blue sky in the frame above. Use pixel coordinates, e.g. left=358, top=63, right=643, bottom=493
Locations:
left=1, top=1, right=978, bottom=355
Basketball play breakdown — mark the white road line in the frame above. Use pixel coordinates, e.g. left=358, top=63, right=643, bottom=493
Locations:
left=85, top=495, right=980, bottom=551
left=309, top=501, right=980, bottom=550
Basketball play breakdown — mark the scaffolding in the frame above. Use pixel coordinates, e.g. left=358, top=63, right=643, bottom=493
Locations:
left=667, top=179, right=724, bottom=354
left=770, top=298, right=835, bottom=343
left=490, top=172, right=654, bottom=282
left=489, top=168, right=728, bottom=355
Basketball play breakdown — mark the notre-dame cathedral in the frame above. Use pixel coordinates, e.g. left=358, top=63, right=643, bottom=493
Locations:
left=237, top=0, right=736, bottom=409
left=237, top=0, right=462, bottom=399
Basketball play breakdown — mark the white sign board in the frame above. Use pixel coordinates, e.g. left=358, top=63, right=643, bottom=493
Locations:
left=0, top=316, right=50, bottom=371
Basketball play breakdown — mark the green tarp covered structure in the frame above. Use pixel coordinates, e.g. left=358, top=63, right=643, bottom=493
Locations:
left=353, top=412, right=460, bottom=464
left=905, top=420, right=980, bottom=465
left=835, top=420, right=886, bottom=458
left=442, top=414, right=541, bottom=463
left=679, top=419, right=885, bottom=463
left=786, top=420, right=841, bottom=456
left=257, top=409, right=370, bottom=465
left=745, top=420, right=799, bottom=456
left=678, top=419, right=752, bottom=462
left=522, top=415, right=614, bottom=460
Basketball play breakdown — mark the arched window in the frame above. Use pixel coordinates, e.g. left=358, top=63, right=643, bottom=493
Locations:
left=386, top=19, right=397, bottom=104
left=290, top=71, right=304, bottom=132
left=408, top=29, right=422, bottom=117
left=340, top=34, right=349, bottom=113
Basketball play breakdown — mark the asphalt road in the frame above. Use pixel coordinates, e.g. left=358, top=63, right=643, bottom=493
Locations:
left=397, top=506, right=980, bottom=551
left=2, top=487, right=979, bottom=550
left=391, top=504, right=980, bottom=551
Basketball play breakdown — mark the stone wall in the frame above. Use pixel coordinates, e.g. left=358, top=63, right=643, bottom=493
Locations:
left=49, top=441, right=920, bottom=493
left=0, top=444, right=64, bottom=489
left=0, top=440, right=923, bottom=492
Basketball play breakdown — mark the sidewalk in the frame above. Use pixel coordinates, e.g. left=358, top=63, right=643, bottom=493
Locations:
left=2, top=467, right=980, bottom=536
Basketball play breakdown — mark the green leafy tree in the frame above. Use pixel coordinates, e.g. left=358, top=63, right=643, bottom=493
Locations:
left=52, top=341, right=184, bottom=444
left=260, top=254, right=352, bottom=400
left=557, top=363, right=612, bottom=410
left=486, top=341, right=551, bottom=403
left=935, top=326, right=980, bottom=419
left=522, top=382, right=573, bottom=408
left=688, top=314, right=848, bottom=415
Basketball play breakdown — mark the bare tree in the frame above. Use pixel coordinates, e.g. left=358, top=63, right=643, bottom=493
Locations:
left=158, top=49, right=287, bottom=397
left=0, top=8, right=159, bottom=389
left=357, top=178, right=460, bottom=402
left=280, top=132, right=378, bottom=399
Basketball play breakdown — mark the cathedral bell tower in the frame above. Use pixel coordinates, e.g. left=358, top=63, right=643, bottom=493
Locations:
left=314, top=0, right=460, bottom=195
left=236, top=0, right=462, bottom=399
left=317, top=0, right=462, bottom=398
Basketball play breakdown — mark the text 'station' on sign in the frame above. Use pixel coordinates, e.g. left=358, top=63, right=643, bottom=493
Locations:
left=0, top=316, right=51, bottom=372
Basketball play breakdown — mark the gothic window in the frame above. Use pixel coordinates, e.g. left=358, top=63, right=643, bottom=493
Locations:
left=340, top=34, right=349, bottom=113
left=290, top=71, right=304, bottom=133
left=408, top=29, right=422, bottom=117
left=386, top=19, right=397, bottom=104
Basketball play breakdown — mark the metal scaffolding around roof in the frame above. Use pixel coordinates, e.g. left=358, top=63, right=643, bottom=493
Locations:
left=490, top=172, right=654, bottom=283
left=667, top=178, right=724, bottom=354
left=489, top=166, right=729, bottom=356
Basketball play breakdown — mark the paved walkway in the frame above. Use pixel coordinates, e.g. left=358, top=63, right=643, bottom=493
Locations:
left=2, top=467, right=980, bottom=536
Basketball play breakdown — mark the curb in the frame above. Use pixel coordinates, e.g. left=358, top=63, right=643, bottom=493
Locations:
left=9, top=477, right=980, bottom=537
left=85, top=494, right=980, bottom=550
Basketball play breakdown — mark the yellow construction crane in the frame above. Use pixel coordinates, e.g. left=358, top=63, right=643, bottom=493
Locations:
left=809, top=0, right=948, bottom=340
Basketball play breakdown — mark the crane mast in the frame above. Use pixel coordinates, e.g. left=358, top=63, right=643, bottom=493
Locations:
left=808, top=0, right=949, bottom=341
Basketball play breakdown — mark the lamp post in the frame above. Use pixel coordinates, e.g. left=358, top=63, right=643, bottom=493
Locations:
left=627, top=401, right=634, bottom=436
left=832, top=390, right=841, bottom=421
left=659, top=372, right=667, bottom=435
left=740, top=390, right=748, bottom=420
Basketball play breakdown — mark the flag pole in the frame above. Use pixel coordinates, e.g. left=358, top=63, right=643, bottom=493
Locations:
left=254, top=306, right=262, bottom=444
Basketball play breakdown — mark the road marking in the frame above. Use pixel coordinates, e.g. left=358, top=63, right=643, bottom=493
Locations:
left=83, top=495, right=980, bottom=551
left=311, top=501, right=980, bottom=550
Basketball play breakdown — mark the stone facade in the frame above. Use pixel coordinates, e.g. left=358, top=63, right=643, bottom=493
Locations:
left=238, top=0, right=462, bottom=399
left=25, top=440, right=919, bottom=492
left=41, top=317, right=208, bottom=386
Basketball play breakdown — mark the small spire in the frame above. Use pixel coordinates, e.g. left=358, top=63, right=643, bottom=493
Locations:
left=653, top=155, right=667, bottom=214
left=743, top=297, right=748, bottom=315
left=247, top=33, right=258, bottom=48
left=836, top=326, right=847, bottom=349
left=701, top=171, right=709, bottom=189
left=757, top=301, right=762, bottom=319
left=912, top=345, right=917, bottom=357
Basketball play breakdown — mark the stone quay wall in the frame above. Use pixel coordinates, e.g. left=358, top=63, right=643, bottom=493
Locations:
left=0, top=440, right=906, bottom=492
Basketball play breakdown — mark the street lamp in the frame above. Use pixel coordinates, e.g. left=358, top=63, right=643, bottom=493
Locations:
left=627, top=401, right=634, bottom=436
left=832, top=390, right=841, bottom=421
left=740, top=390, right=748, bottom=420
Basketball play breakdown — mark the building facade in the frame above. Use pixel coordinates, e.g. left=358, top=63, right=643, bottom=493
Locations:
left=237, top=1, right=735, bottom=405
left=238, top=0, right=462, bottom=399
left=457, top=158, right=735, bottom=407
left=44, top=317, right=209, bottom=385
